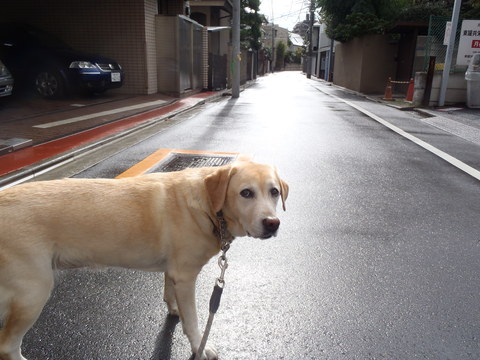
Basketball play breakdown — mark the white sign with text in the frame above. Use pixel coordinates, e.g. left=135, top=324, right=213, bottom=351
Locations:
left=456, top=19, right=480, bottom=66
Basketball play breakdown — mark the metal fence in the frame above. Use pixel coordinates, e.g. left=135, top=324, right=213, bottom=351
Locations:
left=423, top=15, right=465, bottom=73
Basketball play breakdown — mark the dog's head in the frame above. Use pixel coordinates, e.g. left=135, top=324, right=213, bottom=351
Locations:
left=205, top=160, right=288, bottom=239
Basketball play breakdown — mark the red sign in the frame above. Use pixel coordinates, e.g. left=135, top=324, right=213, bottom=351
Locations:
left=472, top=40, right=480, bottom=48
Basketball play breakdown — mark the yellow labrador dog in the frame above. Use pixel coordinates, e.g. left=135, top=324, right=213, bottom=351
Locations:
left=0, top=160, right=288, bottom=360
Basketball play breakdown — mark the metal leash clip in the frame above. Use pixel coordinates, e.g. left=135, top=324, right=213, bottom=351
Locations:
left=194, top=211, right=232, bottom=360
left=216, top=254, right=228, bottom=287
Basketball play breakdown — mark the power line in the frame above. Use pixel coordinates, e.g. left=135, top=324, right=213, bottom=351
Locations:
left=261, top=0, right=308, bottom=26
left=262, top=0, right=309, bottom=19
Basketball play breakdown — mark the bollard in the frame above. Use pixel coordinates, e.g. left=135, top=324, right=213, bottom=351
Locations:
left=405, top=78, right=414, bottom=102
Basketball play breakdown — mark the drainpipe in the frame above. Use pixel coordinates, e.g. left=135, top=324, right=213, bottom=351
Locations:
left=232, top=0, right=240, bottom=98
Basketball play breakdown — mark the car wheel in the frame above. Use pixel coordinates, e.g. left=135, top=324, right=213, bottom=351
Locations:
left=34, top=70, right=64, bottom=98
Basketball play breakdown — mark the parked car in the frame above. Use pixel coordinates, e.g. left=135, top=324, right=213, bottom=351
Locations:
left=0, top=59, right=14, bottom=97
left=0, top=24, right=124, bottom=98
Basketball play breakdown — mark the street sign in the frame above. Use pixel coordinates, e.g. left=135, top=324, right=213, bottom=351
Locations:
left=456, top=19, right=480, bottom=66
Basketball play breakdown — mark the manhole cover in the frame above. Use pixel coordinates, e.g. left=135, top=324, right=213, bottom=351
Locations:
left=149, top=152, right=236, bottom=173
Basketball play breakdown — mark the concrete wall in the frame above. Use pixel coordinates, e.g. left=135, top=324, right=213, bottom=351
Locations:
left=334, top=34, right=397, bottom=94
left=413, top=72, right=467, bottom=106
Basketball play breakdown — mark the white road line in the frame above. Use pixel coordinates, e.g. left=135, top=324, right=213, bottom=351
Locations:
left=324, top=90, right=480, bottom=181
left=33, top=99, right=168, bottom=129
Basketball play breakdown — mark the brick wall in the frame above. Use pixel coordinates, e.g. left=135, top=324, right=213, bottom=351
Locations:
left=0, top=0, right=169, bottom=95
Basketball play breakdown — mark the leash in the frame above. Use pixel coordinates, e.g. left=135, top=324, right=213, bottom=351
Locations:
left=194, top=211, right=232, bottom=360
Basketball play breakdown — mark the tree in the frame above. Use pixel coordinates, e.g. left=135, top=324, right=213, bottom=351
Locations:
left=396, top=0, right=452, bottom=22
left=316, top=0, right=480, bottom=46
left=317, top=0, right=406, bottom=42
left=316, top=0, right=480, bottom=42
left=285, top=48, right=304, bottom=64
left=462, top=0, right=480, bottom=18
left=275, top=41, right=286, bottom=70
left=241, top=0, right=266, bottom=50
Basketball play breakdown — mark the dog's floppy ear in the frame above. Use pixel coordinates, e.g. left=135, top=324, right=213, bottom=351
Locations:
left=205, top=165, right=237, bottom=213
left=277, top=172, right=289, bottom=211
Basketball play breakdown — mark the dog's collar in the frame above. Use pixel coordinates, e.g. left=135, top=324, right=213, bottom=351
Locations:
left=212, top=210, right=234, bottom=245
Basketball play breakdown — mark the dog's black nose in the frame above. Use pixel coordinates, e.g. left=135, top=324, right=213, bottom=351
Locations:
left=262, top=217, right=280, bottom=233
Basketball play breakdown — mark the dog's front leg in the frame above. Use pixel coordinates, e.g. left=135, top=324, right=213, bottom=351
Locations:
left=163, top=275, right=179, bottom=316
left=174, top=276, right=218, bottom=360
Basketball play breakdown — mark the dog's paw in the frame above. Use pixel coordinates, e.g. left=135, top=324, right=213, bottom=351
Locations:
left=165, top=302, right=179, bottom=317
left=193, top=343, right=218, bottom=360
left=205, top=343, right=218, bottom=360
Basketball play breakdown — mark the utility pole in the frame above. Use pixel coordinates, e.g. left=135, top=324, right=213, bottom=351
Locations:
left=328, top=37, right=334, bottom=81
left=306, top=0, right=315, bottom=79
left=271, top=22, right=275, bottom=73
left=232, top=0, right=240, bottom=98
left=438, top=0, right=462, bottom=106
left=270, top=0, right=274, bottom=72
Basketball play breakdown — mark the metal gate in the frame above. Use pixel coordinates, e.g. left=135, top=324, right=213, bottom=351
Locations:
left=178, top=16, right=203, bottom=92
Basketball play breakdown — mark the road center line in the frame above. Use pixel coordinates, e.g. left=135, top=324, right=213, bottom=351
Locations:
left=320, top=88, right=480, bottom=181
left=33, top=99, right=168, bottom=129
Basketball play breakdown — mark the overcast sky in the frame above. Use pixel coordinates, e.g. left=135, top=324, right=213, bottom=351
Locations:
left=258, top=0, right=310, bottom=31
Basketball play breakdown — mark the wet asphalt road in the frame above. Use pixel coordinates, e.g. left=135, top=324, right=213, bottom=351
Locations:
left=22, top=72, right=480, bottom=360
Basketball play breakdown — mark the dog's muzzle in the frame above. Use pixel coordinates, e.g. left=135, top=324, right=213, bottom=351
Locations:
left=261, top=216, right=280, bottom=239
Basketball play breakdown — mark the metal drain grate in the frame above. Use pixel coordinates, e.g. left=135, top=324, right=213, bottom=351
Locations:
left=149, top=152, right=237, bottom=173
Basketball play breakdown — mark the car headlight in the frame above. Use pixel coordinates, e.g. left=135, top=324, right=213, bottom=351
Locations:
left=0, top=63, right=11, bottom=76
left=69, top=61, right=97, bottom=69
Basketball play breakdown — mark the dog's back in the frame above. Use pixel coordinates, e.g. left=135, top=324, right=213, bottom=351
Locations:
left=0, top=161, right=288, bottom=360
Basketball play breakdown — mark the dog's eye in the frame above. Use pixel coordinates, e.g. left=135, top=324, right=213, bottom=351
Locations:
left=270, top=188, right=280, bottom=197
left=240, top=189, right=254, bottom=198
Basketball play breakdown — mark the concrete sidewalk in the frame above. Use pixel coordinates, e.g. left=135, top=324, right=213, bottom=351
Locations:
left=322, top=78, right=480, bottom=148
left=377, top=96, right=480, bottom=148
left=0, top=92, right=176, bottom=149
left=0, top=89, right=227, bottom=188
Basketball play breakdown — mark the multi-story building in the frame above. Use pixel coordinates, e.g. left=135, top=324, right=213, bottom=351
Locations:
left=1, top=0, right=233, bottom=96
left=261, top=23, right=289, bottom=70
left=312, top=23, right=337, bottom=81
